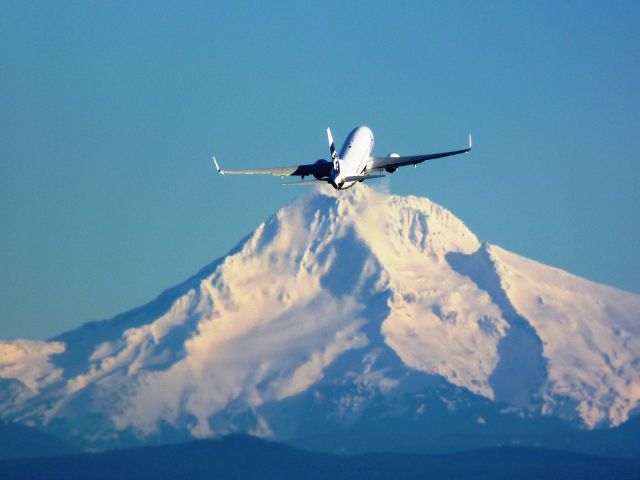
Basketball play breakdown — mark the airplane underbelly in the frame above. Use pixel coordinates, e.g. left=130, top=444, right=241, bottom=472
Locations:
left=339, top=181, right=357, bottom=190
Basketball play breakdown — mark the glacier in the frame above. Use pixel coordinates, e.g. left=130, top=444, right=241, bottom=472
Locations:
left=0, top=185, right=639, bottom=450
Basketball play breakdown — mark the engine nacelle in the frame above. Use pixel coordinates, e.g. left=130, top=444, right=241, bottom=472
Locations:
left=385, top=153, right=400, bottom=173
left=312, top=159, right=332, bottom=179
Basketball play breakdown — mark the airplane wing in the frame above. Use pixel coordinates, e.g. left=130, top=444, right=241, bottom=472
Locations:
left=213, top=157, right=332, bottom=179
left=363, top=135, right=472, bottom=174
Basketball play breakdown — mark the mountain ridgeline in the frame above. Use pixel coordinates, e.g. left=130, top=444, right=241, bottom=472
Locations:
left=0, top=185, right=639, bottom=454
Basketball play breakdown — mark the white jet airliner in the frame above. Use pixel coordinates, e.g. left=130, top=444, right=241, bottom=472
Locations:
left=213, top=126, right=471, bottom=190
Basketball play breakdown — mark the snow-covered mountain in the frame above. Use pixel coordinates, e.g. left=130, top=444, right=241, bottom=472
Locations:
left=1, top=185, right=639, bottom=451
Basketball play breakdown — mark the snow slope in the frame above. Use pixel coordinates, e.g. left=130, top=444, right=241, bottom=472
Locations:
left=0, top=185, right=638, bottom=449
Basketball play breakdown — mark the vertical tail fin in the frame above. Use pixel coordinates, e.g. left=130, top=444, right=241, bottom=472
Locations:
left=327, top=127, right=339, bottom=172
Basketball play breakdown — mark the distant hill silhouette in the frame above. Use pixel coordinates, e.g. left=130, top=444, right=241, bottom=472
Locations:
left=0, top=421, right=79, bottom=460
left=0, top=435, right=638, bottom=480
left=290, top=409, right=640, bottom=458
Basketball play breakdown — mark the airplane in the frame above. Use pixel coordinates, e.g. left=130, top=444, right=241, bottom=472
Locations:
left=212, top=126, right=471, bottom=190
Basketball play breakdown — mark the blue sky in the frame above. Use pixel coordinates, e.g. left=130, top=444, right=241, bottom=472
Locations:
left=1, top=1, right=639, bottom=339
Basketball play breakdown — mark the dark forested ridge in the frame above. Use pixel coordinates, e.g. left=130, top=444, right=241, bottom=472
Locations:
left=0, top=421, right=79, bottom=460
left=0, top=435, right=638, bottom=480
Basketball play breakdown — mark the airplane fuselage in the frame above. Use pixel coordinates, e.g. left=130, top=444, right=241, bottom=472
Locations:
left=330, top=126, right=374, bottom=189
left=213, top=125, right=471, bottom=187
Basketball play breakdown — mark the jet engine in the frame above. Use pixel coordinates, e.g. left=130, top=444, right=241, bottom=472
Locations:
left=312, top=159, right=332, bottom=179
left=385, top=153, right=400, bottom=173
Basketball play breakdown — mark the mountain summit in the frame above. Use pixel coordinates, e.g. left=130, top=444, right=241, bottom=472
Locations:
left=1, top=186, right=639, bottom=451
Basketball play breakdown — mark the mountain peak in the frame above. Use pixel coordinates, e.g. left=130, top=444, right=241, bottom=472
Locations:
left=0, top=187, right=639, bottom=449
left=278, top=184, right=480, bottom=258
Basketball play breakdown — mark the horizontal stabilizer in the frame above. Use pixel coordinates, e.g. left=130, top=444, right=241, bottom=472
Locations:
left=342, top=174, right=386, bottom=182
left=281, top=178, right=329, bottom=187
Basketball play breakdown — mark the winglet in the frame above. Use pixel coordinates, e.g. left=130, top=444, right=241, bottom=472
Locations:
left=212, top=156, right=225, bottom=175
left=468, top=134, right=472, bottom=150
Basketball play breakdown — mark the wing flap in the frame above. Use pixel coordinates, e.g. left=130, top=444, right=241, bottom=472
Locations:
left=217, top=166, right=299, bottom=176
